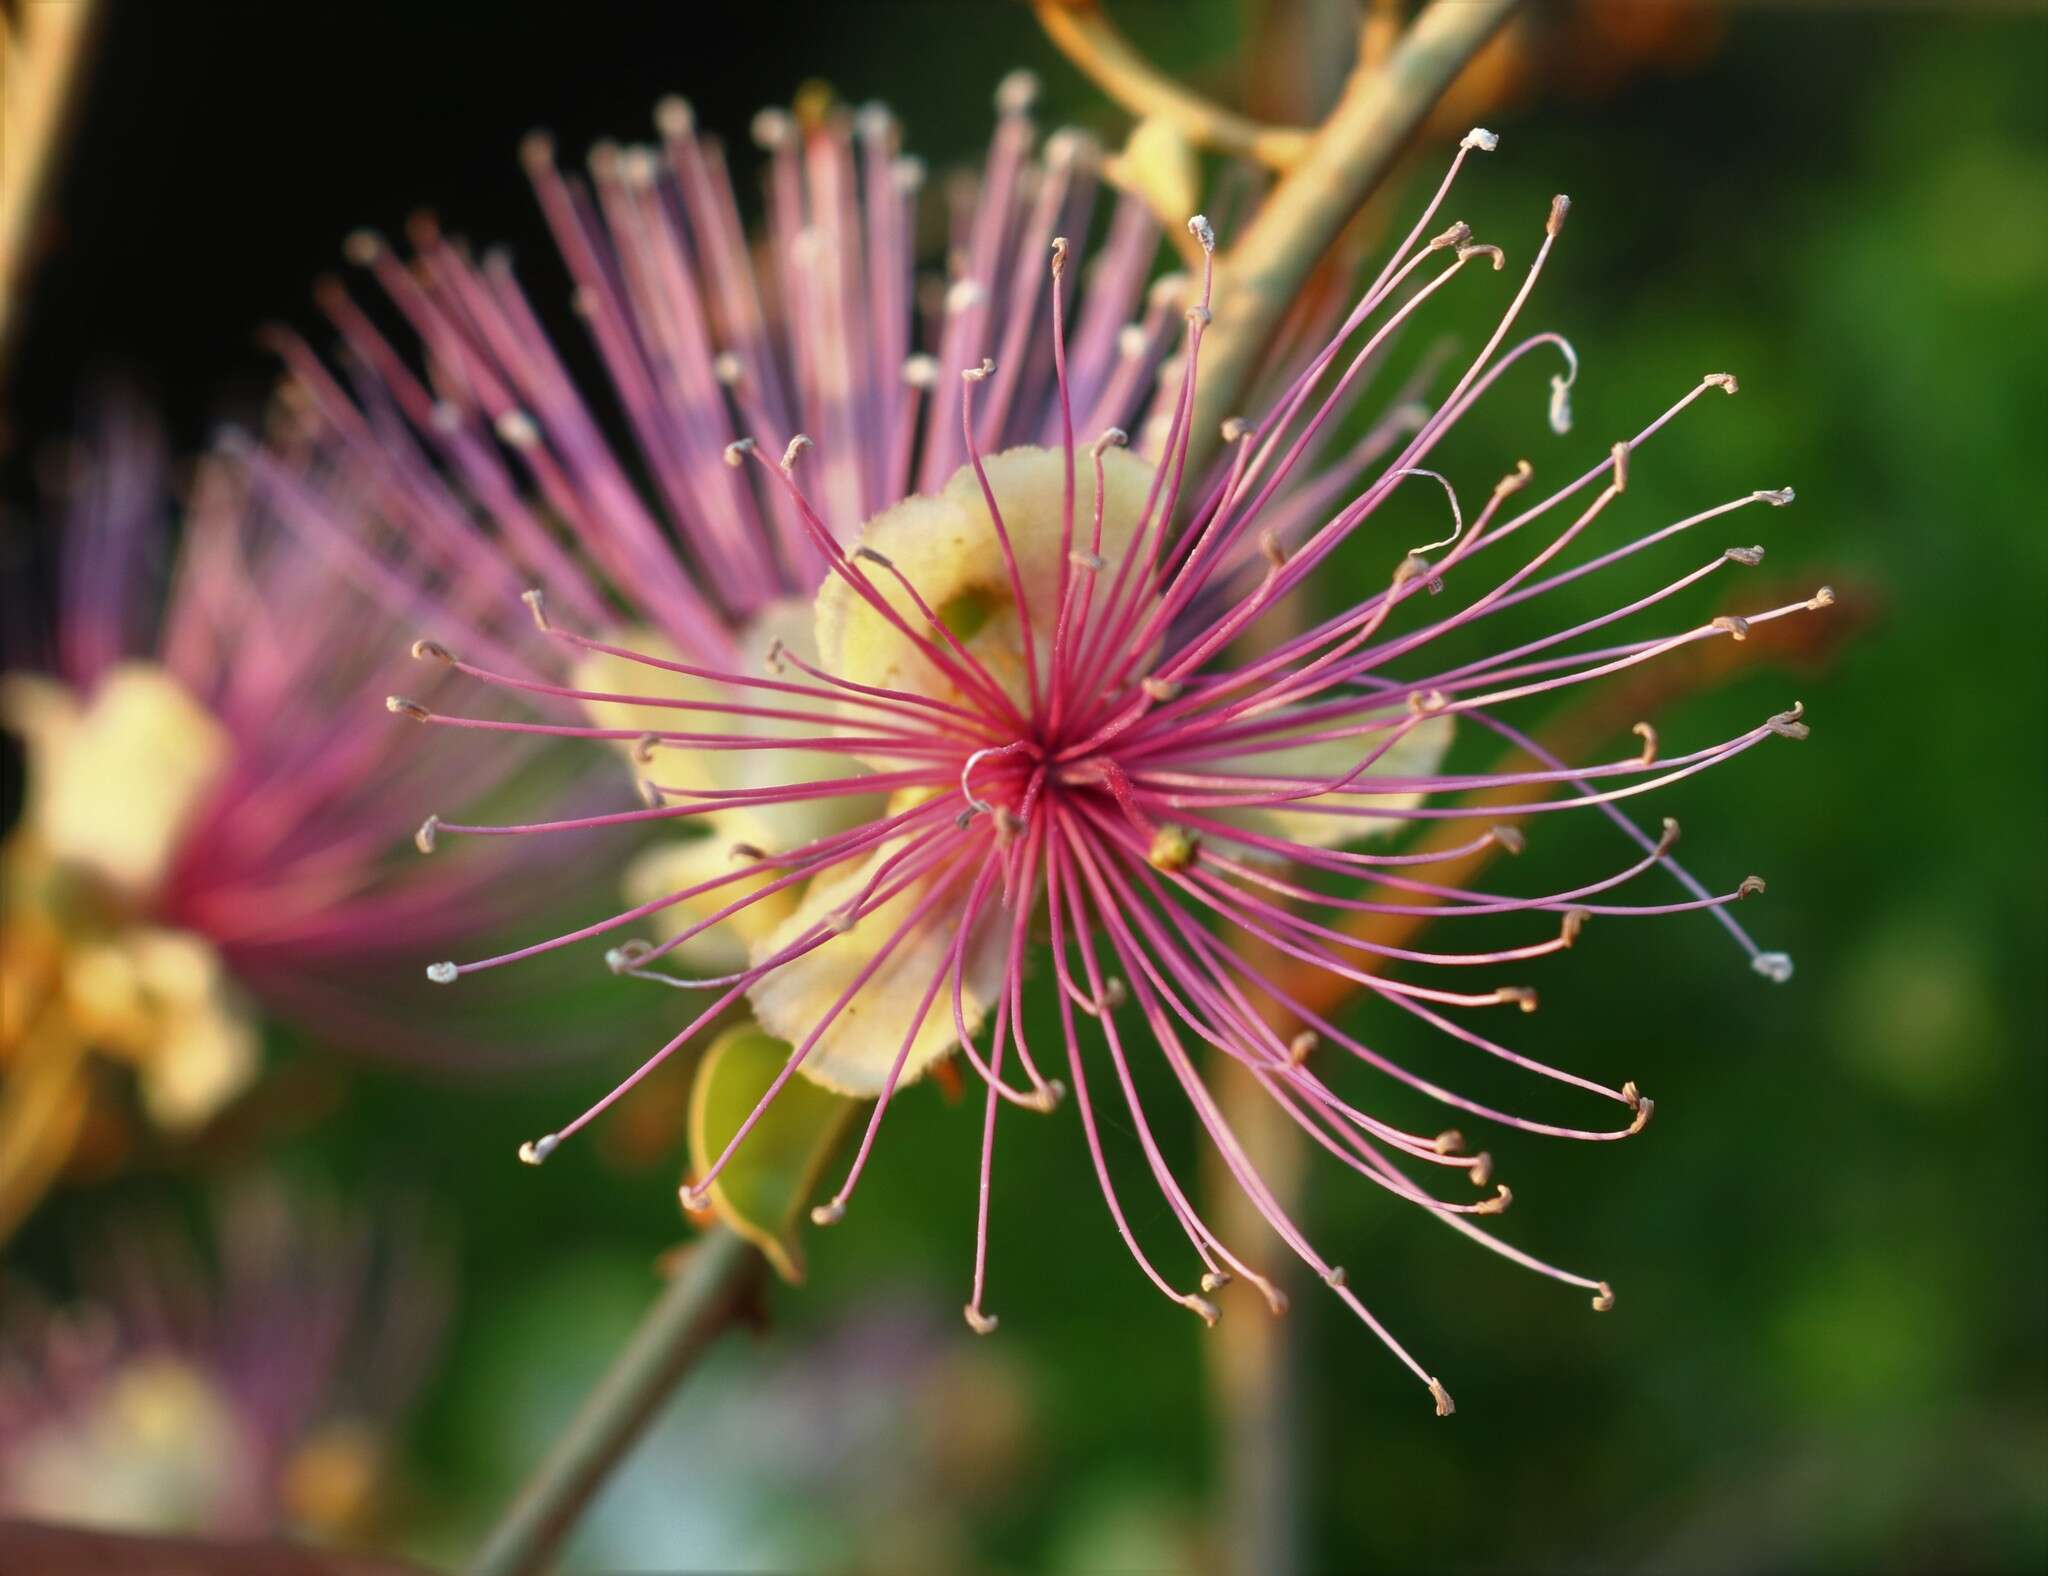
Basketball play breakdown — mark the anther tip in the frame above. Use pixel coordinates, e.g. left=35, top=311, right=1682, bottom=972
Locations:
left=810, top=1201, right=845, bottom=1227
left=1184, top=1295, right=1220, bottom=1327
left=410, top=638, right=454, bottom=664
left=1322, top=1265, right=1348, bottom=1289
left=1546, top=194, right=1572, bottom=235
left=1752, top=950, right=1795, bottom=984
left=425, top=961, right=458, bottom=985
left=995, top=69, right=1039, bottom=115
left=518, top=1133, right=559, bottom=1166
left=1548, top=372, right=1575, bottom=435
left=414, top=816, right=440, bottom=855
left=1429, top=1377, right=1456, bottom=1418
left=385, top=695, right=430, bottom=721
left=1186, top=213, right=1215, bottom=254
left=750, top=107, right=794, bottom=150
left=1147, top=825, right=1198, bottom=874
left=679, top=1182, right=710, bottom=1212
left=518, top=129, right=556, bottom=171
left=964, top=1304, right=1000, bottom=1335
left=1200, top=1270, right=1233, bottom=1294
left=1592, top=1281, right=1617, bottom=1313
left=1461, top=127, right=1500, bottom=152
left=654, top=95, right=694, bottom=138
left=521, top=588, right=550, bottom=630
left=1491, top=825, right=1526, bottom=855
left=1768, top=702, right=1811, bottom=740
left=1738, top=875, right=1767, bottom=899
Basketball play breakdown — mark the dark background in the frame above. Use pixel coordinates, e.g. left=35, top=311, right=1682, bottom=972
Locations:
left=4, top=3, right=2044, bottom=1571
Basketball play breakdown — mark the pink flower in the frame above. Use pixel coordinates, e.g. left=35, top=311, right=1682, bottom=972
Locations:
left=372, top=98, right=1824, bottom=1411
left=0, top=388, right=571, bottom=1226
left=0, top=1183, right=444, bottom=1537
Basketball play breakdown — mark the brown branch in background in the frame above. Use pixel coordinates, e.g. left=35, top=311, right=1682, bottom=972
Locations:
left=1033, top=0, right=1314, bottom=169
left=0, top=1519, right=430, bottom=1576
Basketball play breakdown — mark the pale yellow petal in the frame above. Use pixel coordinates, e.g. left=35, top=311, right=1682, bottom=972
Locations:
left=579, top=604, right=883, bottom=854
left=746, top=844, right=1000, bottom=1098
left=817, top=445, right=1157, bottom=716
left=138, top=993, right=259, bottom=1132
left=1203, top=711, right=1454, bottom=849
left=569, top=625, right=726, bottom=794
left=622, top=833, right=798, bottom=974
left=2, top=663, right=230, bottom=897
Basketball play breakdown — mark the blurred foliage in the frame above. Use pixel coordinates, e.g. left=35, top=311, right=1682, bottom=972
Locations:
left=4, top=3, right=2044, bottom=1573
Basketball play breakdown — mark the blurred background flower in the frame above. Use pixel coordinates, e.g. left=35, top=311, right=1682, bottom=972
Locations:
left=0, top=1179, right=445, bottom=1543
left=0, top=385, right=620, bottom=1239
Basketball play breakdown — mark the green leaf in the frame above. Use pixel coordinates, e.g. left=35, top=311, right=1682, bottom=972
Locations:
left=686, top=1022, right=859, bottom=1284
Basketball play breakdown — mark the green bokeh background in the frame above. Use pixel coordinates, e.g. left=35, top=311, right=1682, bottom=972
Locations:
left=7, top=3, right=2044, bottom=1572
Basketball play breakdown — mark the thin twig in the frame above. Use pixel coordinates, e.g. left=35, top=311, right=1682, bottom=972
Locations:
left=1034, top=0, right=1314, bottom=169
left=1190, top=0, right=1523, bottom=467
left=0, top=0, right=103, bottom=366
left=468, top=1226, right=763, bottom=1576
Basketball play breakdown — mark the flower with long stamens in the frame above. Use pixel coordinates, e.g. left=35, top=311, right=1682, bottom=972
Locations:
left=0, top=393, right=570, bottom=1235
left=405, top=109, right=1825, bottom=1413
left=284, top=74, right=1299, bottom=974
left=0, top=1183, right=445, bottom=1538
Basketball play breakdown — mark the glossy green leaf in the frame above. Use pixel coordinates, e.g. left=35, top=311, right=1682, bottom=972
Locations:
left=686, top=1022, right=859, bottom=1284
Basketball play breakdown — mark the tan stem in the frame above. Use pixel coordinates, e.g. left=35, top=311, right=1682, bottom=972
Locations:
left=1033, top=0, right=1313, bottom=170
left=1191, top=0, right=1523, bottom=464
left=0, top=0, right=103, bottom=368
